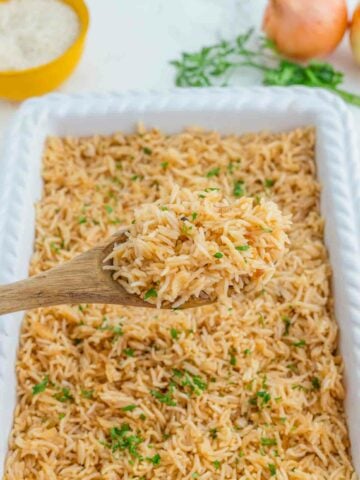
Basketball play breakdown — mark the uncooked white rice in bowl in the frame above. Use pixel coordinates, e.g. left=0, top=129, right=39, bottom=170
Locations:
left=3, top=126, right=357, bottom=479
left=104, top=186, right=291, bottom=307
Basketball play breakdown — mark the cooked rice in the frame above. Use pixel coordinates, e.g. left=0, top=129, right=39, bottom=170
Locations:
left=105, top=187, right=291, bottom=307
left=4, top=126, right=357, bottom=480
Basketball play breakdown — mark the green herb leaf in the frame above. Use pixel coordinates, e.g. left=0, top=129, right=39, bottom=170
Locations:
left=268, top=463, right=277, bottom=476
left=81, top=389, right=94, bottom=399
left=170, top=28, right=360, bottom=108
left=282, top=316, right=291, bottom=336
left=170, top=328, right=180, bottom=340
left=121, top=404, right=137, bottom=412
left=146, top=453, right=161, bottom=465
left=214, top=252, right=223, bottom=259
left=160, top=161, right=168, bottom=169
left=106, top=424, right=143, bottom=457
left=249, top=390, right=271, bottom=407
left=191, top=212, right=198, bottom=221
left=78, top=216, right=87, bottom=224
left=233, top=180, right=245, bottom=197
left=143, top=147, right=152, bottom=155
left=213, top=460, right=221, bottom=470
left=104, top=205, right=113, bottom=214
left=261, top=437, right=277, bottom=446
left=235, top=245, right=249, bottom=251
left=206, top=167, right=220, bottom=177
left=311, top=377, right=321, bottom=390
left=54, top=387, right=74, bottom=403
left=50, top=241, right=61, bottom=253
left=293, top=340, right=306, bottom=348
left=144, top=288, right=158, bottom=300
left=264, top=178, right=275, bottom=188
left=171, top=369, right=207, bottom=396
left=209, top=427, right=218, bottom=439
left=32, top=375, right=49, bottom=395
left=150, top=388, right=176, bottom=406
left=124, top=348, right=134, bottom=357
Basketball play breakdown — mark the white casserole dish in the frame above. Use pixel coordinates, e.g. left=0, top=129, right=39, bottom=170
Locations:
left=0, top=87, right=359, bottom=476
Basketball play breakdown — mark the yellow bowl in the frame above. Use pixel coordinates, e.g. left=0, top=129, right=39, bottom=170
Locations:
left=0, top=0, right=89, bottom=101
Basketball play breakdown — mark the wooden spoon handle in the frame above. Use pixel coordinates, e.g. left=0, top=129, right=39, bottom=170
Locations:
left=0, top=265, right=95, bottom=316
left=0, top=244, right=150, bottom=316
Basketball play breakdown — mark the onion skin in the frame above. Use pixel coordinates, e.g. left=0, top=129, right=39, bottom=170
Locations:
left=263, top=0, right=348, bottom=60
left=350, top=4, right=360, bottom=65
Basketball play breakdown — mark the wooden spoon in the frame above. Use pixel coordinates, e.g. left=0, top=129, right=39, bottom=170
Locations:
left=0, top=232, right=211, bottom=316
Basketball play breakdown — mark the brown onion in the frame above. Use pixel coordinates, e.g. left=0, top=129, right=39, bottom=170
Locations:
left=350, top=3, right=360, bottom=65
left=263, top=0, right=348, bottom=60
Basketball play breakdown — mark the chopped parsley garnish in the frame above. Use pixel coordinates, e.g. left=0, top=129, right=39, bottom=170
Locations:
left=264, top=178, right=275, bottom=188
left=198, top=193, right=206, bottom=198
left=192, top=473, right=199, bottom=479
left=104, top=204, right=113, bottom=214
left=244, top=348, right=252, bottom=356
left=124, top=348, right=134, bottom=357
left=206, top=167, right=220, bottom=177
left=233, top=180, right=245, bottom=197
left=160, top=161, right=168, bottom=169
left=50, top=241, right=61, bottom=253
left=293, top=339, right=306, bottom=348
left=170, top=328, right=180, bottom=340
left=146, top=453, right=161, bottom=465
left=144, top=288, right=158, bottom=300
left=81, top=389, right=94, bottom=399
left=98, top=319, right=124, bottom=339
left=58, top=413, right=66, bottom=420
left=209, top=428, right=218, bottom=439
left=191, top=212, right=198, bottom=221
left=268, top=463, right=277, bottom=476
left=131, top=174, right=140, bottom=181
left=227, top=161, right=234, bottom=174
left=311, top=377, right=321, bottom=390
left=282, top=316, right=291, bottom=335
left=181, top=223, right=193, bottom=235
left=140, top=413, right=146, bottom=421
left=161, top=206, right=168, bottom=211
left=121, top=404, right=137, bottom=412
left=106, top=424, right=143, bottom=457
left=213, top=460, right=221, bottom=470
left=204, top=187, right=220, bottom=192
left=32, top=375, right=49, bottom=395
left=230, top=348, right=237, bottom=366
left=143, top=147, right=152, bottom=155
left=171, top=369, right=207, bottom=396
left=249, top=390, right=271, bottom=407
left=150, top=387, right=176, bottom=406
left=261, top=226, right=273, bottom=233
left=261, top=437, right=277, bottom=446
left=54, top=387, right=74, bottom=403
left=214, top=252, right=223, bottom=259
left=78, top=216, right=87, bottom=224
left=235, top=245, right=249, bottom=251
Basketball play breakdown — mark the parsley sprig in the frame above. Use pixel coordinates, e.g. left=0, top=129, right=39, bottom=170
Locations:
left=171, top=29, right=360, bottom=108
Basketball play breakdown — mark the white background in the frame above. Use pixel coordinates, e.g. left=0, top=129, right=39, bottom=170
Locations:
left=0, top=0, right=359, bottom=158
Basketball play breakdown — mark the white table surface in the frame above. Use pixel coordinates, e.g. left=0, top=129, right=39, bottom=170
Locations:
left=0, top=0, right=359, bottom=163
